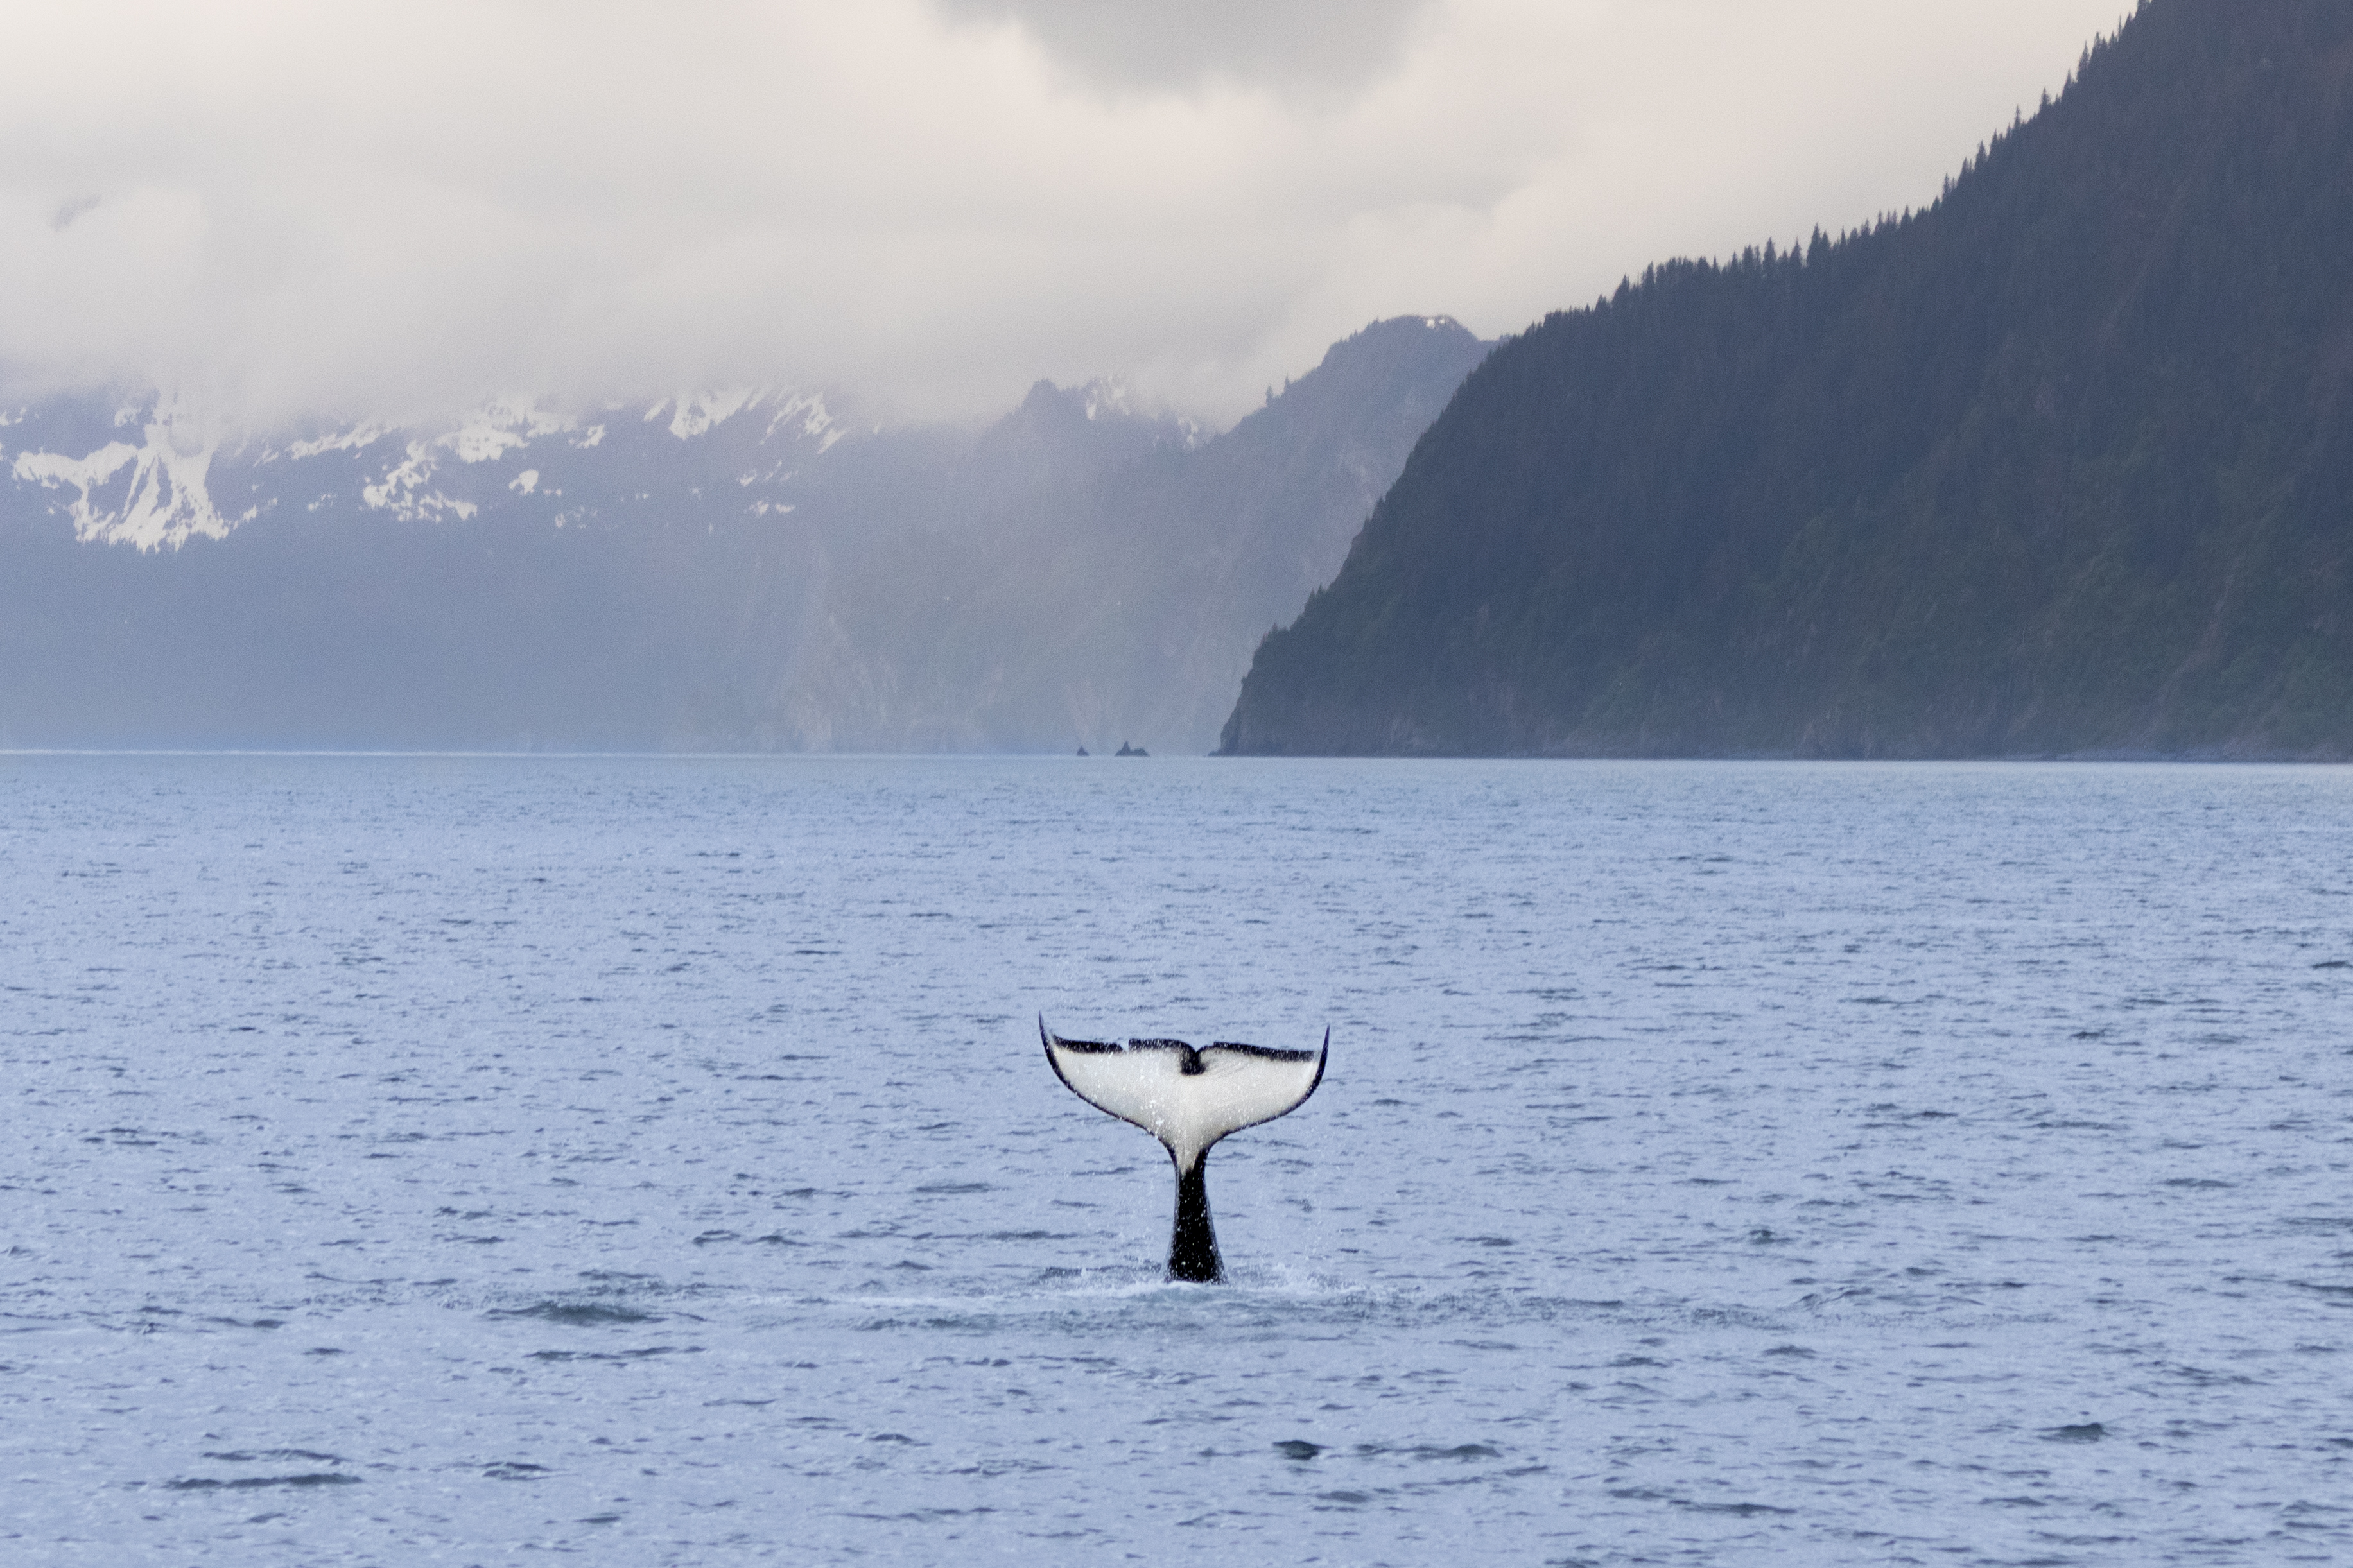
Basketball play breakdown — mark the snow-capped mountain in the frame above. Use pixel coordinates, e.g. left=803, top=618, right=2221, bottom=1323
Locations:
left=9, top=386, right=857, bottom=549
left=0, top=319, right=1482, bottom=752
left=3, top=371, right=1207, bottom=549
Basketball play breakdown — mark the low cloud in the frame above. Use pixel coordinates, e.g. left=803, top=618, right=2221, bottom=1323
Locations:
left=0, top=0, right=2130, bottom=432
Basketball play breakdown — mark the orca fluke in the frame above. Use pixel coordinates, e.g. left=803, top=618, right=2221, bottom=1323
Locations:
left=1041, top=1019, right=1326, bottom=1283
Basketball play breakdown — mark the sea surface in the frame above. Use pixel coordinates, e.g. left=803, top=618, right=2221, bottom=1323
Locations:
left=3, top=754, right=2349, bottom=1566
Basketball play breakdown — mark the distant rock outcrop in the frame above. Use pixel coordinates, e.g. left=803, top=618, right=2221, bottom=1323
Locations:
left=1222, top=0, right=2353, bottom=759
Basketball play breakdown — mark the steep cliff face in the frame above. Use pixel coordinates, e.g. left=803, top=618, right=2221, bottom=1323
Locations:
left=1223, top=0, right=2353, bottom=759
left=781, top=316, right=1488, bottom=754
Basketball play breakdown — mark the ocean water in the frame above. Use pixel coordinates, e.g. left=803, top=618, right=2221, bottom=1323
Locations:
left=3, top=754, right=2349, bottom=1566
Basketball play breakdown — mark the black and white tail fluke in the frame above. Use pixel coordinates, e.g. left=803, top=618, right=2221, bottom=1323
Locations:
left=1041, top=1019, right=1327, bottom=1283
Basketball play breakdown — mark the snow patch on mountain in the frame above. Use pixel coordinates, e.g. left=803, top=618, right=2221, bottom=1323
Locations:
left=10, top=399, right=252, bottom=551
left=449, top=397, right=575, bottom=463
left=349, top=399, right=580, bottom=520
left=1079, top=379, right=1206, bottom=447
left=650, top=389, right=758, bottom=440
left=360, top=440, right=478, bottom=521
left=277, top=423, right=388, bottom=461
left=764, top=392, right=842, bottom=451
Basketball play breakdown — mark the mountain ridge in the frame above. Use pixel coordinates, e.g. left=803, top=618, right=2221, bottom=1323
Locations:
left=783, top=314, right=1488, bottom=753
left=1, top=318, right=1486, bottom=752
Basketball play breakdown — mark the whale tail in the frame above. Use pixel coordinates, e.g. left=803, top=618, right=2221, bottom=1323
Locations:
left=1041, top=1018, right=1326, bottom=1282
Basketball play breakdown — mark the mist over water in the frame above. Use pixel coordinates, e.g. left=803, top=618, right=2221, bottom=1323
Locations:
left=3, top=755, right=2349, bottom=1565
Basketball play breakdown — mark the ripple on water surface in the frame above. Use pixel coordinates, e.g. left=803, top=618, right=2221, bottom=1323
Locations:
left=2, top=755, right=2350, bottom=1565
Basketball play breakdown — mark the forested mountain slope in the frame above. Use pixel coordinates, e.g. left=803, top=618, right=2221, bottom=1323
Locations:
left=1222, top=0, right=2353, bottom=758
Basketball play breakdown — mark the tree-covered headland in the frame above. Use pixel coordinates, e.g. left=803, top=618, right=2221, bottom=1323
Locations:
left=1222, top=0, right=2353, bottom=757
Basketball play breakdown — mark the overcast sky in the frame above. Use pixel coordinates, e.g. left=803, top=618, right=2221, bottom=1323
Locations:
left=0, top=0, right=2132, bottom=430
